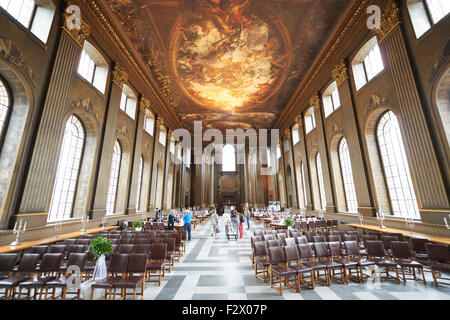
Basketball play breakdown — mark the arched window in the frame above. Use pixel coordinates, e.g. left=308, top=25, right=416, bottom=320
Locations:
left=316, top=153, right=326, bottom=210
left=323, top=81, right=341, bottom=117
left=301, top=162, right=308, bottom=206
left=48, top=115, right=85, bottom=222
left=292, top=124, right=300, bottom=146
left=377, top=111, right=419, bottom=219
left=222, top=144, right=236, bottom=172
left=352, top=37, right=384, bottom=90
left=77, top=41, right=108, bottom=94
left=135, top=155, right=143, bottom=212
left=144, top=114, right=154, bottom=135
left=119, top=84, right=137, bottom=119
left=106, top=140, right=122, bottom=215
left=304, top=107, right=316, bottom=134
left=338, top=138, right=358, bottom=213
left=407, top=0, right=449, bottom=38
left=0, top=77, right=11, bottom=143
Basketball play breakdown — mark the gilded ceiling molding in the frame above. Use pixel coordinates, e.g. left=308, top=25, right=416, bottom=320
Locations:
left=156, top=117, right=165, bottom=128
left=284, top=129, right=291, bottom=139
left=62, top=4, right=91, bottom=47
left=140, top=97, right=151, bottom=112
left=310, top=94, right=321, bottom=111
left=112, top=64, right=128, bottom=88
left=294, top=114, right=303, bottom=127
left=332, top=61, right=349, bottom=86
left=372, top=0, right=401, bottom=43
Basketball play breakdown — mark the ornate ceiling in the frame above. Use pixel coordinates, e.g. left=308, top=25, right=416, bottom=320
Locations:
left=107, top=0, right=352, bottom=131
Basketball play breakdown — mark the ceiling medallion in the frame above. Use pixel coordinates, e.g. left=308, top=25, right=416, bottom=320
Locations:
left=168, top=0, right=292, bottom=113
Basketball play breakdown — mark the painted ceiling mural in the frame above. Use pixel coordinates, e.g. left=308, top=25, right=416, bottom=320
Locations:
left=108, top=0, right=351, bottom=131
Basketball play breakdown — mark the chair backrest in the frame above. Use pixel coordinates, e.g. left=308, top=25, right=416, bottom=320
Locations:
left=76, top=239, right=90, bottom=246
left=425, top=243, right=450, bottom=262
left=362, top=235, right=378, bottom=246
left=119, top=239, right=133, bottom=245
left=127, top=254, right=148, bottom=273
left=344, top=241, right=360, bottom=257
left=381, top=236, right=398, bottom=250
left=150, top=243, right=167, bottom=260
left=17, top=253, right=40, bottom=273
left=268, top=246, right=286, bottom=265
left=328, top=241, right=343, bottom=258
left=411, top=238, right=430, bottom=253
left=297, top=244, right=315, bottom=260
left=327, top=235, right=342, bottom=243
left=368, top=231, right=382, bottom=240
left=254, top=230, right=264, bottom=237
left=69, top=245, right=86, bottom=254
left=0, top=253, right=18, bottom=273
left=30, top=246, right=48, bottom=260
left=305, top=232, right=315, bottom=243
left=254, top=242, right=268, bottom=257
left=284, top=238, right=296, bottom=246
left=313, top=235, right=326, bottom=243
left=39, top=253, right=63, bottom=273
left=118, top=244, right=135, bottom=254
left=284, top=246, right=300, bottom=263
left=134, top=244, right=151, bottom=255
left=365, top=240, right=386, bottom=258
left=63, top=239, right=77, bottom=246
left=66, top=253, right=87, bottom=272
left=390, top=241, right=412, bottom=259
left=345, top=231, right=360, bottom=241
left=276, top=233, right=286, bottom=241
left=49, top=245, right=67, bottom=254
left=264, top=230, right=275, bottom=235
left=295, top=236, right=308, bottom=244
left=388, top=233, right=405, bottom=242
left=344, top=235, right=358, bottom=242
left=313, top=242, right=330, bottom=259
left=332, top=220, right=338, bottom=227
left=133, top=238, right=147, bottom=245
left=108, top=254, right=129, bottom=273
left=266, top=239, right=282, bottom=248
left=162, top=238, right=175, bottom=252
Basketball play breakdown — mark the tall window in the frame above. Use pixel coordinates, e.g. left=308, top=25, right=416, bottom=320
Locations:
left=0, top=78, right=10, bottom=141
left=77, top=41, right=108, bottom=94
left=338, top=138, right=358, bottom=213
left=304, top=107, right=316, bottom=134
left=222, top=144, right=236, bottom=172
left=301, top=163, right=308, bottom=206
left=135, top=156, right=143, bottom=212
left=323, top=81, right=341, bottom=117
left=407, top=0, right=449, bottom=38
left=292, top=124, right=300, bottom=146
left=48, top=115, right=85, bottom=222
left=159, top=127, right=166, bottom=146
left=144, top=115, right=154, bottom=135
left=377, top=111, right=419, bottom=219
left=119, top=85, right=137, bottom=119
left=352, top=38, right=384, bottom=90
left=106, top=140, right=122, bottom=215
left=0, top=0, right=54, bottom=43
left=316, top=153, right=326, bottom=210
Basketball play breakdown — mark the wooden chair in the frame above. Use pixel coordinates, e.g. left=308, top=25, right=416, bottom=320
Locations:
left=425, top=243, right=450, bottom=287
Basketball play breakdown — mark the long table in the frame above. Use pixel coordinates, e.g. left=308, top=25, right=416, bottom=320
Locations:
left=346, top=223, right=450, bottom=245
left=0, top=226, right=119, bottom=254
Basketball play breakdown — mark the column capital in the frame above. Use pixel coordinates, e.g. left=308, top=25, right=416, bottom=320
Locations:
left=310, top=93, right=321, bottom=111
left=140, top=97, right=151, bottom=112
left=284, top=129, right=291, bottom=139
left=295, top=114, right=303, bottom=126
left=62, top=2, right=90, bottom=46
left=156, top=117, right=165, bottom=128
left=332, top=61, right=349, bottom=86
left=373, top=0, right=401, bottom=43
left=112, top=64, right=129, bottom=88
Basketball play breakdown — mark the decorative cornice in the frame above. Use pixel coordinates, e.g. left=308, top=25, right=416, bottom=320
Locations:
left=310, top=94, right=321, bottom=111
left=372, top=0, right=401, bottom=43
left=112, top=64, right=128, bottom=88
left=294, top=114, right=303, bottom=126
left=156, top=117, right=165, bottom=128
left=284, top=129, right=291, bottom=139
left=332, top=61, right=349, bottom=86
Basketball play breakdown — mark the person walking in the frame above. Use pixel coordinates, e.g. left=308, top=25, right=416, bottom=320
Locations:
left=167, top=210, right=175, bottom=230
left=210, top=210, right=219, bottom=237
left=231, top=210, right=239, bottom=238
left=238, top=211, right=245, bottom=239
left=183, top=210, right=192, bottom=241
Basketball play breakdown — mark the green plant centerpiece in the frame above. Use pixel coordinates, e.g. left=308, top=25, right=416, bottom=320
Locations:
left=87, top=236, right=113, bottom=260
left=284, top=217, right=295, bottom=227
left=133, top=220, right=143, bottom=231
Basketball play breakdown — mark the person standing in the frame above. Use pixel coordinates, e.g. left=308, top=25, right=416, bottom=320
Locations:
left=230, top=210, right=239, bottom=237
left=167, top=210, right=175, bottom=230
left=210, top=210, right=219, bottom=237
left=183, top=210, right=192, bottom=241
left=244, top=207, right=250, bottom=230
left=238, top=211, right=245, bottom=239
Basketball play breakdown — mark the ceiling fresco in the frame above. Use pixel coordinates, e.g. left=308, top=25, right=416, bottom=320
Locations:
left=108, top=0, right=352, bottom=131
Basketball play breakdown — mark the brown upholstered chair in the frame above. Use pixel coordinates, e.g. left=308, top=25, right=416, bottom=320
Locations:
left=267, top=246, right=296, bottom=295
left=135, top=244, right=151, bottom=255
left=391, top=241, right=426, bottom=285
left=381, top=235, right=399, bottom=256
left=266, top=239, right=282, bottom=248
left=118, top=244, right=135, bottom=254
left=173, top=233, right=183, bottom=262
left=365, top=240, right=399, bottom=283
left=297, top=244, right=326, bottom=287
left=76, top=239, right=91, bottom=246
left=0, top=254, right=17, bottom=281
left=133, top=238, right=148, bottom=245
left=328, top=241, right=357, bottom=285
left=367, top=231, right=382, bottom=240
left=284, top=238, right=296, bottom=247
left=313, top=242, right=343, bottom=286
left=161, top=238, right=176, bottom=272
left=313, top=235, right=327, bottom=243
left=343, top=240, right=375, bottom=283
left=295, top=236, right=308, bottom=244
left=411, top=238, right=430, bottom=261
left=90, top=254, right=128, bottom=300
left=262, top=234, right=274, bottom=242
left=114, top=254, right=147, bottom=300
left=304, top=231, right=316, bottom=243
left=63, top=239, right=77, bottom=246
left=45, top=252, right=87, bottom=299
left=48, top=245, right=67, bottom=255
left=284, top=246, right=314, bottom=292
left=254, top=242, right=269, bottom=283
left=18, top=253, right=63, bottom=300
left=146, top=243, right=167, bottom=285
left=30, top=246, right=48, bottom=263
left=425, top=243, right=450, bottom=287
left=0, top=253, right=39, bottom=299
left=250, top=236, right=263, bottom=265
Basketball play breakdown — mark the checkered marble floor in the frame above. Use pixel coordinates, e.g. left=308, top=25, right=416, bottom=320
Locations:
left=137, top=217, right=450, bottom=300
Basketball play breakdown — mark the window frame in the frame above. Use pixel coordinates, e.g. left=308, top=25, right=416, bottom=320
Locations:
left=304, top=107, right=316, bottom=134
left=0, top=76, right=12, bottom=151
left=106, top=140, right=122, bottom=215
left=338, top=137, right=358, bottom=213
left=144, top=115, right=155, bottom=136
left=351, top=38, right=384, bottom=91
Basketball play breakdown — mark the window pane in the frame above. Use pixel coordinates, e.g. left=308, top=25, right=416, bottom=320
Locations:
left=407, top=1, right=432, bottom=38
left=222, top=144, right=236, bottom=172
left=338, top=138, right=358, bottom=213
left=159, top=128, right=166, bottom=146
left=316, top=153, right=326, bottom=210
left=323, top=95, right=333, bottom=118
left=106, top=141, right=122, bottom=215
left=119, top=92, right=127, bottom=112
left=48, top=115, right=85, bottom=222
left=377, top=111, right=420, bottom=219
left=0, top=78, right=10, bottom=136
left=292, top=126, right=300, bottom=146
left=136, top=156, right=143, bottom=211
left=144, top=116, right=154, bottom=135
left=331, top=87, right=341, bottom=110
left=78, top=50, right=95, bottom=83
left=1, top=0, right=35, bottom=29
left=426, top=0, right=450, bottom=24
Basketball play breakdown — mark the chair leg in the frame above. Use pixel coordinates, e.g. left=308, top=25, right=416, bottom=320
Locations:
left=401, top=267, right=406, bottom=284
left=432, top=270, right=438, bottom=287
left=421, top=268, right=427, bottom=285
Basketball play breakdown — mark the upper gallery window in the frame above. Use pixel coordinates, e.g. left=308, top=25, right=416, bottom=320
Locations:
left=407, top=0, right=449, bottom=38
left=144, top=114, right=154, bottom=135
left=159, top=126, right=166, bottom=146
left=48, top=115, right=85, bottom=222
left=0, top=0, right=55, bottom=43
left=292, top=124, right=300, bottom=146
left=323, top=81, right=341, bottom=117
left=119, top=84, right=137, bottom=119
left=222, top=144, right=236, bottom=172
left=304, top=107, right=316, bottom=134
left=352, top=37, right=384, bottom=91
left=0, top=77, right=11, bottom=144
left=77, top=41, right=108, bottom=94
